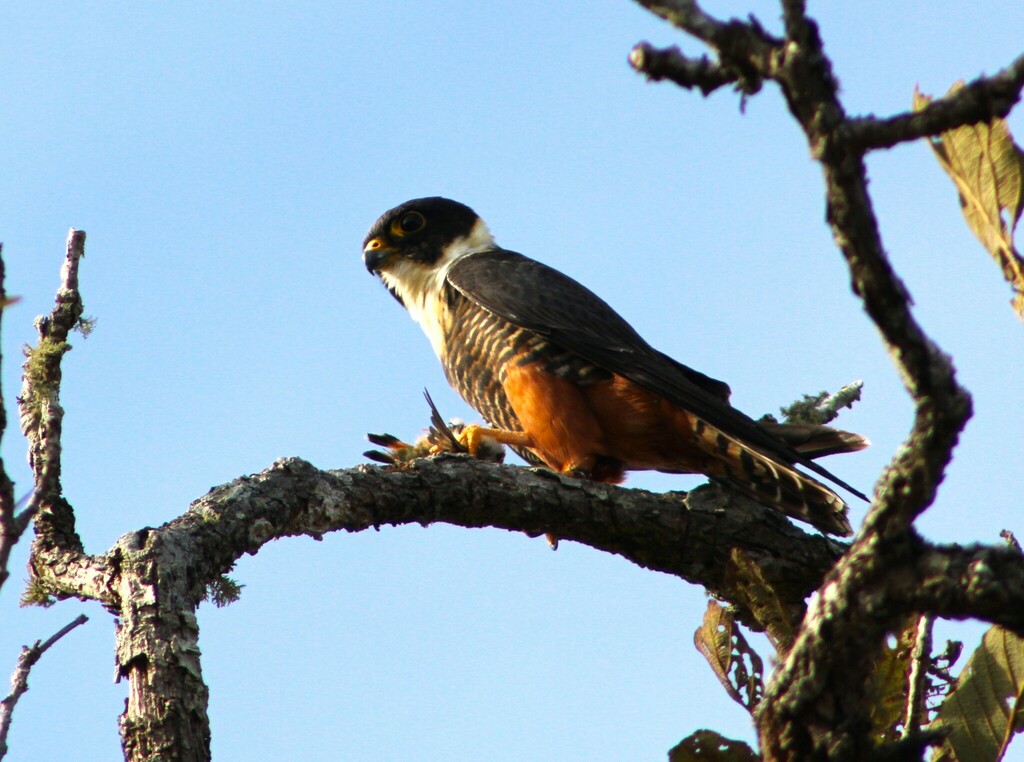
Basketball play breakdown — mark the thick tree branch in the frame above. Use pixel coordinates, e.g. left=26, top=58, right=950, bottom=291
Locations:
left=626, top=4, right=1020, bottom=761
left=99, top=454, right=1024, bottom=760
left=179, top=456, right=846, bottom=617
left=754, top=12, right=973, bottom=761
left=94, top=454, right=845, bottom=760
left=0, top=614, right=88, bottom=760
left=19, top=231, right=102, bottom=606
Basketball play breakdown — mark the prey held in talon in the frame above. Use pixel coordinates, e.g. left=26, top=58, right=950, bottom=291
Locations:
left=363, top=197, right=868, bottom=536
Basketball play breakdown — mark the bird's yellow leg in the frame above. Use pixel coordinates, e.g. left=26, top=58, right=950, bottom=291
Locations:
left=457, top=424, right=534, bottom=456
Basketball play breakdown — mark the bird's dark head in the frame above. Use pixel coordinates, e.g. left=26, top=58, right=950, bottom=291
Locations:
left=362, top=197, right=491, bottom=277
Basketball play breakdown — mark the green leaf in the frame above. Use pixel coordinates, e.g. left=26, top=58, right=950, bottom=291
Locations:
left=931, top=626, right=1024, bottom=761
left=725, top=549, right=798, bottom=654
left=693, top=601, right=764, bottom=713
left=914, top=83, right=1024, bottom=322
left=867, top=617, right=919, bottom=742
left=668, top=729, right=759, bottom=761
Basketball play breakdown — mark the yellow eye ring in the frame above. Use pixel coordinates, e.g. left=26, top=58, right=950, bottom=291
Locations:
left=394, top=211, right=426, bottom=235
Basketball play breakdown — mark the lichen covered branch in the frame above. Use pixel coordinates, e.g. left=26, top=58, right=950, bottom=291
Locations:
left=183, top=457, right=845, bottom=617
left=99, top=454, right=846, bottom=761
left=19, top=230, right=86, bottom=549
left=18, top=231, right=112, bottom=607
left=629, top=42, right=746, bottom=96
left=628, top=3, right=1022, bottom=760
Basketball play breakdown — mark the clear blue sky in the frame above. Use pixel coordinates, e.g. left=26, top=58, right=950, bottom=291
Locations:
left=2, top=2, right=1023, bottom=760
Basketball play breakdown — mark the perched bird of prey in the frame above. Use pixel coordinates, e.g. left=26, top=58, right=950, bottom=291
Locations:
left=362, top=197, right=868, bottom=536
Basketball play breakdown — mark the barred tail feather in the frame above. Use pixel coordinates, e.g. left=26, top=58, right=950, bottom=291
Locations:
left=692, top=418, right=853, bottom=537
left=759, top=421, right=870, bottom=459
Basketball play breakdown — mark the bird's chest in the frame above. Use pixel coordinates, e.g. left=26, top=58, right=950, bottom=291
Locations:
left=380, top=262, right=455, bottom=361
left=391, top=277, right=512, bottom=425
left=436, top=291, right=522, bottom=423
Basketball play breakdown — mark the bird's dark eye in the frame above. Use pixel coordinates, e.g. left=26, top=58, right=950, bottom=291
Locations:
left=397, top=211, right=426, bottom=234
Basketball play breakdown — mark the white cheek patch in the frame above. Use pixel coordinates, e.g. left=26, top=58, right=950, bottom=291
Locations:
left=380, top=260, right=451, bottom=358
left=379, top=218, right=496, bottom=361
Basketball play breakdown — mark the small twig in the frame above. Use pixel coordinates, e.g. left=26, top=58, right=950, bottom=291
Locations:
left=1002, top=529, right=1022, bottom=554
left=629, top=0, right=780, bottom=97
left=776, top=382, right=864, bottom=427
left=0, top=614, right=89, bottom=759
left=628, top=42, right=745, bottom=96
left=631, top=0, right=730, bottom=46
left=903, top=613, right=935, bottom=738
left=811, top=381, right=864, bottom=425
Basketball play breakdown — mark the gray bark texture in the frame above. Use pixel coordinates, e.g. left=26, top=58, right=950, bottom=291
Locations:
left=30, top=453, right=848, bottom=761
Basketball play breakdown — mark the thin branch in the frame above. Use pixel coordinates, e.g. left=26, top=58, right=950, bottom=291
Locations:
left=20, top=230, right=91, bottom=603
left=779, top=0, right=811, bottom=44
left=20, top=228, right=86, bottom=495
left=632, top=0, right=723, bottom=44
left=0, top=244, right=21, bottom=593
left=0, top=614, right=89, bottom=759
left=628, top=42, right=746, bottom=96
left=903, top=613, right=935, bottom=737
left=630, top=0, right=781, bottom=87
left=847, top=53, right=1024, bottom=152
left=908, top=544, right=1024, bottom=633
left=1002, top=529, right=1022, bottom=553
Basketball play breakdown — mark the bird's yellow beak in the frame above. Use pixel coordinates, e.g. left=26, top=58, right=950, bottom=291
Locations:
left=362, top=238, right=394, bottom=274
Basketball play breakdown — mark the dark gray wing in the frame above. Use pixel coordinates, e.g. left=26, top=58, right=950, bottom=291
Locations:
left=446, top=249, right=867, bottom=501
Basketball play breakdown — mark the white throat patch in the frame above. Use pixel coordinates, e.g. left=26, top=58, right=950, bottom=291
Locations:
left=378, top=218, right=495, bottom=359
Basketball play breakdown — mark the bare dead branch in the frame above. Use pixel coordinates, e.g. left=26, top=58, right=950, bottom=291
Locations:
left=19, top=231, right=95, bottom=605
left=0, top=614, right=88, bottom=760
left=19, top=229, right=85, bottom=520
left=174, top=456, right=847, bottom=618
left=80, top=454, right=1024, bottom=760
left=848, top=54, right=1024, bottom=152
left=631, top=0, right=783, bottom=92
left=625, top=4, right=1021, bottom=760
left=753, top=5, right=973, bottom=755
left=631, top=0, right=725, bottom=44
left=628, top=42, right=746, bottom=95
left=94, top=454, right=847, bottom=760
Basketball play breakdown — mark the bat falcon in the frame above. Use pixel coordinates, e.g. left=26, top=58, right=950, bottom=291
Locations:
left=362, top=197, right=868, bottom=536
